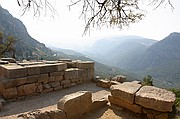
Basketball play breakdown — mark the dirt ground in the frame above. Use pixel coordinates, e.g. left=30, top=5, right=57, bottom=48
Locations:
left=0, top=82, right=146, bottom=119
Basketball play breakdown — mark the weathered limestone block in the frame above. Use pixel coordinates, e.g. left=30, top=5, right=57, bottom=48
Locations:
left=0, top=64, right=27, bottom=78
left=17, top=83, right=37, bottom=96
left=108, top=95, right=142, bottom=113
left=64, top=68, right=79, bottom=80
left=78, top=69, right=87, bottom=77
left=2, top=87, right=18, bottom=99
left=46, top=110, right=66, bottom=119
left=38, top=74, right=49, bottom=83
left=26, top=75, right=38, bottom=84
left=25, top=65, right=40, bottom=76
left=43, top=84, right=51, bottom=89
left=87, top=68, right=94, bottom=80
left=77, top=61, right=94, bottom=69
left=96, top=80, right=111, bottom=88
left=61, top=80, right=71, bottom=86
left=57, top=91, right=92, bottom=119
left=36, top=84, right=43, bottom=93
left=89, top=98, right=108, bottom=112
left=143, top=108, right=169, bottom=119
left=49, top=82, right=60, bottom=88
left=39, top=64, right=59, bottom=74
left=135, top=86, right=176, bottom=112
left=54, top=86, right=63, bottom=91
left=42, top=88, right=53, bottom=93
left=110, top=82, right=142, bottom=104
left=1, top=77, right=27, bottom=89
left=155, top=113, right=169, bottom=119
left=57, top=63, right=67, bottom=72
left=50, top=71, right=64, bottom=77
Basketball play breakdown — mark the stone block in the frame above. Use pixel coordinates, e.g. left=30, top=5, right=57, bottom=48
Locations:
left=1, top=64, right=27, bottom=79
left=36, top=84, right=43, bottom=93
left=155, top=113, right=169, bottom=119
left=50, top=71, right=64, bottom=77
left=61, top=80, right=71, bottom=86
left=25, top=65, right=40, bottom=76
left=110, top=82, right=142, bottom=104
left=39, top=64, right=58, bottom=74
left=89, top=99, right=108, bottom=112
left=135, top=86, right=176, bottom=112
left=70, top=78, right=79, bottom=83
left=87, top=68, right=94, bottom=80
left=43, top=84, right=51, bottom=89
left=57, top=63, right=67, bottom=72
left=38, top=74, right=49, bottom=83
left=57, top=91, right=92, bottom=119
left=49, top=81, right=60, bottom=88
left=108, top=95, right=142, bottom=113
left=54, top=85, right=63, bottom=91
left=47, top=110, right=66, bottom=119
left=96, top=79, right=111, bottom=88
left=42, top=88, right=53, bottom=93
left=78, top=69, right=87, bottom=77
left=64, top=68, right=79, bottom=80
left=2, top=87, right=18, bottom=99
left=17, top=83, right=37, bottom=96
left=48, top=77, right=56, bottom=82
left=77, top=61, right=94, bottom=69
left=26, top=75, right=38, bottom=84
left=2, top=77, right=27, bottom=89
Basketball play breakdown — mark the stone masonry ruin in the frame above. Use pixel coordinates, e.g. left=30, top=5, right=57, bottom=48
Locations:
left=0, top=59, right=94, bottom=99
left=0, top=58, right=176, bottom=119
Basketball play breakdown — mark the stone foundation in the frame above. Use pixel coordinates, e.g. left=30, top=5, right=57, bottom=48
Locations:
left=109, top=82, right=176, bottom=119
left=0, top=60, right=95, bottom=99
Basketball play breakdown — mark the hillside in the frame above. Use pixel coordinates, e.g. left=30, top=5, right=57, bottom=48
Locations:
left=84, top=33, right=180, bottom=88
left=0, top=6, right=54, bottom=60
left=128, top=32, right=180, bottom=88
left=50, top=46, right=141, bottom=81
left=84, top=36, right=156, bottom=67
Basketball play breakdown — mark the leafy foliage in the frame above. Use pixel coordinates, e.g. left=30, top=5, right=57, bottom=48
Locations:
left=0, top=32, right=16, bottom=58
left=169, top=88, right=180, bottom=107
left=142, top=75, right=153, bottom=86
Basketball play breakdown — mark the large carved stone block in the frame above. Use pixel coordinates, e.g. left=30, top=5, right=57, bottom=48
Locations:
left=57, top=91, right=92, bottom=119
left=25, top=65, right=40, bottom=76
left=0, top=64, right=27, bottom=79
left=110, top=82, right=142, bottom=104
left=135, top=86, right=176, bottom=112
left=17, top=83, right=37, bottom=96
left=108, top=95, right=142, bottom=113
left=77, top=61, right=94, bottom=69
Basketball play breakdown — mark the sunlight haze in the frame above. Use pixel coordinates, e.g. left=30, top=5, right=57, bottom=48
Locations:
left=0, top=0, right=180, bottom=50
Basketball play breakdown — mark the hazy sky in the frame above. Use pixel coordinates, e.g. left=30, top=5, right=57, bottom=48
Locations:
left=0, top=0, right=180, bottom=50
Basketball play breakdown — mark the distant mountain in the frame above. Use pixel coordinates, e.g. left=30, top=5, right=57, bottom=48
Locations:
left=0, top=6, right=54, bottom=60
left=127, top=32, right=180, bottom=88
left=50, top=46, right=142, bottom=81
left=84, top=33, right=180, bottom=88
left=84, top=36, right=157, bottom=66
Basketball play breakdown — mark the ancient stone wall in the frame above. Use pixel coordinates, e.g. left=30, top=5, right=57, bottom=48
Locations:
left=0, top=60, right=94, bottom=99
left=109, top=82, right=176, bottom=119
